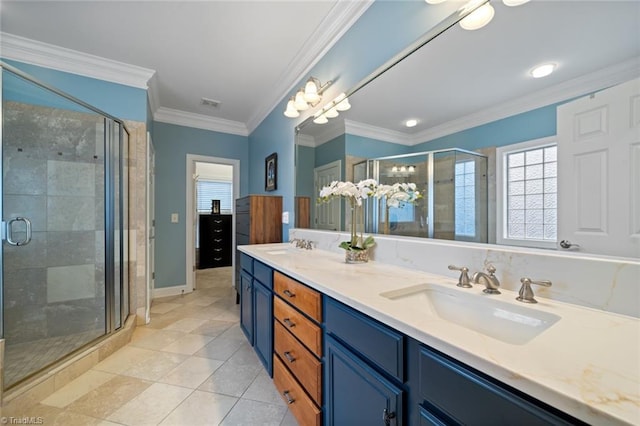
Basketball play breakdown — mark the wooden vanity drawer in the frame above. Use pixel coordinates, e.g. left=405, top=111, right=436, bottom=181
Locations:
left=274, top=296, right=322, bottom=357
left=273, top=355, right=321, bottom=426
left=274, top=320, right=322, bottom=404
left=274, top=271, right=321, bottom=322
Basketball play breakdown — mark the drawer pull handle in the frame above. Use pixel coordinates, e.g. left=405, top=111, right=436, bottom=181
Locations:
left=214, top=220, right=222, bottom=224
left=283, top=289, right=295, bottom=298
left=283, top=318, right=295, bottom=328
left=283, top=351, right=295, bottom=363
left=283, top=390, right=295, bottom=405
left=214, top=229, right=223, bottom=233
left=214, top=239, right=223, bottom=242
left=214, top=248, right=222, bottom=252
left=214, top=258, right=222, bottom=261
left=383, top=409, right=396, bottom=425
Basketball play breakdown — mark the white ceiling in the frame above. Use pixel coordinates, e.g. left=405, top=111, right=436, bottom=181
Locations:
left=0, top=0, right=371, bottom=134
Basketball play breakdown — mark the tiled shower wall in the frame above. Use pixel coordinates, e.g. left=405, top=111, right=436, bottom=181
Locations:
left=3, top=101, right=106, bottom=344
left=2, top=102, right=149, bottom=346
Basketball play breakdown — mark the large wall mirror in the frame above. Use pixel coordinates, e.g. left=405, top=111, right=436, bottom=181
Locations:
left=295, top=0, right=640, bottom=258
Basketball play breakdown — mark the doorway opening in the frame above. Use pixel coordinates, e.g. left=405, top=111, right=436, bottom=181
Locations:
left=185, top=155, right=239, bottom=293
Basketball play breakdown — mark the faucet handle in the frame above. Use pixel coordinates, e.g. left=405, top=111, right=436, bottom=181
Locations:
left=516, top=277, right=552, bottom=304
left=448, top=265, right=472, bottom=288
left=485, top=264, right=496, bottom=275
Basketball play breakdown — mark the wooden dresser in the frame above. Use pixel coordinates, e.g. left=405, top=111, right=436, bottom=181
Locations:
left=272, top=271, right=323, bottom=426
left=235, top=195, right=282, bottom=295
left=198, top=214, right=232, bottom=269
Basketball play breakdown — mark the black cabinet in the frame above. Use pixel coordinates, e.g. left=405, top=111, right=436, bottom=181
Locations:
left=198, top=214, right=232, bottom=269
left=325, top=335, right=403, bottom=426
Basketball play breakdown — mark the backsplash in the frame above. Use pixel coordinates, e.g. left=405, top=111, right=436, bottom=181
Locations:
left=289, top=229, right=640, bottom=318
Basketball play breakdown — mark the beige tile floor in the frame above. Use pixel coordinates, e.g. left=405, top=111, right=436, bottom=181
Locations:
left=3, top=267, right=297, bottom=425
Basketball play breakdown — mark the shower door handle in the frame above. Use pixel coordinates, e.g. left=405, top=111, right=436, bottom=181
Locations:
left=5, top=217, right=32, bottom=246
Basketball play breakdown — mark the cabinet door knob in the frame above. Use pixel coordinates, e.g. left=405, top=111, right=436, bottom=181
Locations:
left=283, top=351, right=296, bottom=363
left=383, top=409, right=396, bottom=425
left=283, top=289, right=295, bottom=298
left=283, top=318, right=295, bottom=328
left=283, top=390, right=295, bottom=404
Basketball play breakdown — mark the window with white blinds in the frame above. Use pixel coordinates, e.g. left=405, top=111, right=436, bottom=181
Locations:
left=196, top=180, right=233, bottom=213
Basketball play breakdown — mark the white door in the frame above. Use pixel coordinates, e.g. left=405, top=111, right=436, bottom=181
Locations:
left=314, top=160, right=341, bottom=231
left=557, top=78, right=640, bottom=258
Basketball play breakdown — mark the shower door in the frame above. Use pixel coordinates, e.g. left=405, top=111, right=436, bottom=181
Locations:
left=1, top=65, right=119, bottom=388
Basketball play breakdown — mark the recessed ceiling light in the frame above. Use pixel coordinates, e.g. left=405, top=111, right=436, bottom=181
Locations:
left=530, top=63, right=556, bottom=78
left=459, top=3, right=495, bottom=30
left=405, top=119, right=418, bottom=128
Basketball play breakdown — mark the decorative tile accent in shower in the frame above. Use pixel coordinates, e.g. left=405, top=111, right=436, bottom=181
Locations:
left=46, top=264, right=96, bottom=303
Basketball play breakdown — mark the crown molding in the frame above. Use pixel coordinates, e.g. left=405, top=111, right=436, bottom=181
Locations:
left=344, top=119, right=412, bottom=146
left=0, top=32, right=155, bottom=89
left=245, top=1, right=374, bottom=133
left=155, top=107, right=249, bottom=137
left=409, top=58, right=640, bottom=145
left=296, top=134, right=316, bottom=147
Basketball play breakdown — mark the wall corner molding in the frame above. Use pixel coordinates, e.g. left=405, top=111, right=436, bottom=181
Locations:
left=1, top=32, right=155, bottom=90
left=154, top=107, right=249, bottom=137
left=245, top=1, right=374, bottom=133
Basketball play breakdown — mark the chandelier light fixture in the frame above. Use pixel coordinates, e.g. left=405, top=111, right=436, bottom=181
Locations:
left=284, top=77, right=332, bottom=118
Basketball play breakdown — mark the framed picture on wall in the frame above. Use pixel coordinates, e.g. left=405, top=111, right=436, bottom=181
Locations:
left=265, top=152, right=278, bottom=191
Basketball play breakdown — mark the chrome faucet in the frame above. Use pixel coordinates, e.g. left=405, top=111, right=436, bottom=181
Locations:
left=516, top=277, right=552, bottom=304
left=472, top=265, right=501, bottom=294
left=448, top=265, right=472, bottom=288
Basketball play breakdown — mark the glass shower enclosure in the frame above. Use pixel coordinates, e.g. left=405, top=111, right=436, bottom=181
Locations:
left=367, top=149, right=488, bottom=243
left=1, top=62, right=129, bottom=389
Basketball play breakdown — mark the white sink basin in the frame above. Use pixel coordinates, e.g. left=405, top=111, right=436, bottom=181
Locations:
left=380, top=283, right=560, bottom=345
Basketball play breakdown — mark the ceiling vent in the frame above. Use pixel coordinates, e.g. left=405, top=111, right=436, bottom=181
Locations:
left=201, top=97, right=221, bottom=108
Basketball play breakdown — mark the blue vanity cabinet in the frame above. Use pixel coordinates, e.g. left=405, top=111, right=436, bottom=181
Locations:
left=325, top=335, right=403, bottom=426
left=407, top=339, right=585, bottom=426
left=239, top=269, right=253, bottom=344
left=324, top=297, right=405, bottom=425
left=252, top=261, right=274, bottom=376
left=239, top=253, right=274, bottom=375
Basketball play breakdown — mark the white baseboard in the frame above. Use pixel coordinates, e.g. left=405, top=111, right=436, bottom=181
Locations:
left=152, top=285, right=192, bottom=299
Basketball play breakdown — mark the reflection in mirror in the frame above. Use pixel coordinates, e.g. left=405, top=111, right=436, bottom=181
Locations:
left=295, top=0, right=640, bottom=257
left=367, top=149, right=488, bottom=243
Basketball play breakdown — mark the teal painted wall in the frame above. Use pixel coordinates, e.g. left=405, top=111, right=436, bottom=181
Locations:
left=152, top=121, right=249, bottom=289
left=346, top=134, right=412, bottom=158
left=296, top=145, right=315, bottom=198
left=2, top=59, right=147, bottom=122
left=248, top=1, right=461, bottom=240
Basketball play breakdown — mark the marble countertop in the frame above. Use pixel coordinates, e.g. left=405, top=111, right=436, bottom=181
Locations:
left=239, top=243, right=640, bottom=426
